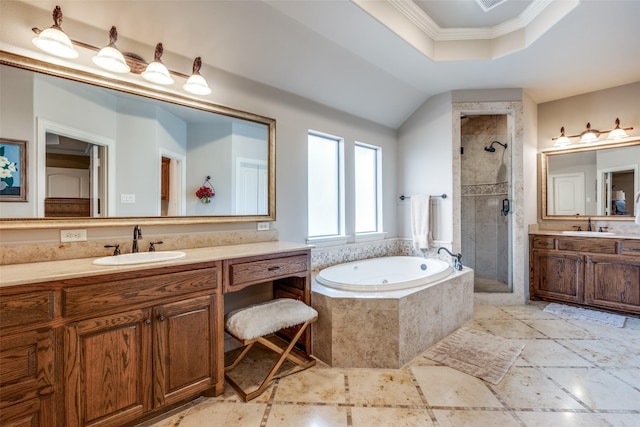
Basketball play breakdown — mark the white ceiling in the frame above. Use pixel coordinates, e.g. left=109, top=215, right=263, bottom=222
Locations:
left=24, top=0, right=640, bottom=129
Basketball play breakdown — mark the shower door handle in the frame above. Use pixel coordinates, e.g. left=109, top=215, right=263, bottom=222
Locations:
left=501, top=199, right=510, bottom=216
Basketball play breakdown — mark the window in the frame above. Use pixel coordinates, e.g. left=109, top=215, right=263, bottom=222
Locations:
left=355, top=142, right=381, bottom=233
left=308, top=132, right=344, bottom=239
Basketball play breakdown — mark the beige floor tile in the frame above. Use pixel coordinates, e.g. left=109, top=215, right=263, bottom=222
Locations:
left=597, top=414, right=640, bottom=427
left=514, top=339, right=594, bottom=367
left=273, top=368, right=346, bottom=403
left=412, top=366, right=503, bottom=408
left=499, top=304, right=557, bottom=320
left=432, top=409, right=521, bottom=427
left=523, top=319, right=595, bottom=339
left=515, top=411, right=613, bottom=427
left=347, top=368, right=423, bottom=406
left=351, top=407, right=434, bottom=427
left=477, top=319, right=547, bottom=339
left=473, top=305, right=512, bottom=319
left=560, top=339, right=640, bottom=367
left=542, top=367, right=640, bottom=410
left=150, top=399, right=266, bottom=427
left=606, top=367, right=640, bottom=388
left=492, top=367, right=583, bottom=409
left=266, top=404, right=347, bottom=427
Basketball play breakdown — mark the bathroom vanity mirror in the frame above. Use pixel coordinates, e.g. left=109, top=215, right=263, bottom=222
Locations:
left=0, top=52, right=275, bottom=229
left=540, top=138, right=640, bottom=220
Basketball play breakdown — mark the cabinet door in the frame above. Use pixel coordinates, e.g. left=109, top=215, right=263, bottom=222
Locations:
left=531, top=249, right=585, bottom=303
left=585, top=254, right=640, bottom=315
left=153, top=295, right=218, bottom=407
left=64, top=309, right=152, bottom=427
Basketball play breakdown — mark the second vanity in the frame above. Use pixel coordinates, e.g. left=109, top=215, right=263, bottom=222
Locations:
left=0, top=242, right=311, bottom=427
left=529, top=231, right=640, bottom=316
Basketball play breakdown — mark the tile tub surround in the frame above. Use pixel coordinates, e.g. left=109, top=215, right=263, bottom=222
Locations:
left=138, top=302, right=640, bottom=427
left=311, top=268, right=474, bottom=368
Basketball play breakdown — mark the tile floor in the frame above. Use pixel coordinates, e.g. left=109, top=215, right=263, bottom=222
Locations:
left=139, top=302, right=640, bottom=427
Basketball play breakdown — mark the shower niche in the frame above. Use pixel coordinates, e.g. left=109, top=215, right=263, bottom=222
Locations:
left=460, top=114, right=512, bottom=293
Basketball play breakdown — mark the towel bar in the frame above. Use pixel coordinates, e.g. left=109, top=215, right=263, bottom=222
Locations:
left=399, top=194, right=447, bottom=201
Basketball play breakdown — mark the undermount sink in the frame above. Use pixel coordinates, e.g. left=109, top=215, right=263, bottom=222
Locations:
left=93, top=251, right=186, bottom=266
left=561, top=231, right=615, bottom=237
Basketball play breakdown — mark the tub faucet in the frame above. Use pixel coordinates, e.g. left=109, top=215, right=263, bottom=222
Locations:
left=132, top=225, right=143, bottom=253
left=437, top=247, right=463, bottom=271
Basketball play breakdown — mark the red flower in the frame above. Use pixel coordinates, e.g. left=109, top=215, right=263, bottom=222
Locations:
left=196, top=185, right=214, bottom=199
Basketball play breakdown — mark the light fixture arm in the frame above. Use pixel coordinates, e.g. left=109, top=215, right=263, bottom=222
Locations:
left=192, top=56, right=202, bottom=75
left=153, top=43, right=164, bottom=62
left=52, top=5, right=63, bottom=29
left=108, top=26, right=118, bottom=46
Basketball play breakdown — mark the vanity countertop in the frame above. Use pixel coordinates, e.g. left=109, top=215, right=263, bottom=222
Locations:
left=0, top=241, right=312, bottom=288
left=530, top=230, right=640, bottom=240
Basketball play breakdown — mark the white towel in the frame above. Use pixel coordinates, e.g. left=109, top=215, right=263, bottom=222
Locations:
left=635, top=191, right=640, bottom=225
left=411, top=194, right=430, bottom=249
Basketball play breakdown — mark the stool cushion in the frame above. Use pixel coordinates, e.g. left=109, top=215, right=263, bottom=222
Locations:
left=225, top=298, right=318, bottom=341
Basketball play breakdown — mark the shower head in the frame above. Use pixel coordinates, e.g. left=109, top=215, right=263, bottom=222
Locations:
left=484, top=141, right=507, bottom=152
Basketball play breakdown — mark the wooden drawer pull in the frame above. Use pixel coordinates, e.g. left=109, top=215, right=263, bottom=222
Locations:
left=144, top=318, right=152, bottom=325
left=268, top=266, right=281, bottom=271
left=158, top=315, right=165, bottom=322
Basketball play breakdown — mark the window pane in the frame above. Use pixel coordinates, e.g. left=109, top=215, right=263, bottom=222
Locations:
left=355, top=144, right=379, bottom=233
left=308, top=133, right=340, bottom=237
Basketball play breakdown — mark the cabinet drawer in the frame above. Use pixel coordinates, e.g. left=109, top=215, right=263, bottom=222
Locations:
left=557, top=238, right=617, bottom=254
left=0, top=291, right=53, bottom=329
left=531, top=236, right=555, bottom=249
left=621, top=240, right=640, bottom=256
left=226, top=255, right=309, bottom=292
left=0, top=330, right=54, bottom=408
left=63, top=266, right=218, bottom=318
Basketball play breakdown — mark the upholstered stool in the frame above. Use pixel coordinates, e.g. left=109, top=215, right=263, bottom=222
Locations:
left=224, top=298, right=318, bottom=401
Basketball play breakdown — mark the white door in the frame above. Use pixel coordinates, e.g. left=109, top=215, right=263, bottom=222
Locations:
left=549, top=173, right=585, bottom=216
left=235, top=159, right=267, bottom=215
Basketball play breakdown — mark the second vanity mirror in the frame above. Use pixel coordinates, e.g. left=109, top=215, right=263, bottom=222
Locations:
left=540, top=138, right=640, bottom=219
left=0, top=52, right=275, bottom=228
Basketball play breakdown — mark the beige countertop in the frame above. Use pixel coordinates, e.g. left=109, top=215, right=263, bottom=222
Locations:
left=530, top=230, right=640, bottom=239
left=0, top=241, right=311, bottom=288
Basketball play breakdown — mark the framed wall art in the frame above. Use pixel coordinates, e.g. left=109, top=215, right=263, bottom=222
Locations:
left=0, top=138, right=27, bottom=202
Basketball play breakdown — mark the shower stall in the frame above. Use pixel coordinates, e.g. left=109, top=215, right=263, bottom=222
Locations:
left=460, top=114, right=512, bottom=293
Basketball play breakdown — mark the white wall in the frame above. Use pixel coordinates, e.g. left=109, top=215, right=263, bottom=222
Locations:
left=397, top=92, right=453, bottom=245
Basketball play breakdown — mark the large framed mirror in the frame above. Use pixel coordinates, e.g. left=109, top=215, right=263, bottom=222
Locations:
left=0, top=52, right=275, bottom=229
left=540, top=138, right=640, bottom=220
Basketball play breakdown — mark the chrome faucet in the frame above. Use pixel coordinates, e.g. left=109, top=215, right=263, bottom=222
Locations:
left=132, top=225, right=143, bottom=253
left=437, top=247, right=463, bottom=271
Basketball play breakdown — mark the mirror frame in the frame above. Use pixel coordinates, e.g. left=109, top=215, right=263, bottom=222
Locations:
left=0, top=51, right=276, bottom=229
left=540, top=138, right=640, bottom=220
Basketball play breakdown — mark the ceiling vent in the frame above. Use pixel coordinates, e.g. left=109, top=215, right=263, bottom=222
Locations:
left=475, top=0, right=508, bottom=12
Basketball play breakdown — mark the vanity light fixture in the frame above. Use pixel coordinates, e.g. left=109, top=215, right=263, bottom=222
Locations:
left=183, top=57, right=212, bottom=95
left=579, top=122, right=600, bottom=143
left=141, top=43, right=174, bottom=85
left=32, top=6, right=79, bottom=58
left=31, top=6, right=212, bottom=95
left=92, top=26, right=130, bottom=73
left=608, top=118, right=631, bottom=140
left=553, top=127, right=571, bottom=147
left=552, top=118, right=634, bottom=146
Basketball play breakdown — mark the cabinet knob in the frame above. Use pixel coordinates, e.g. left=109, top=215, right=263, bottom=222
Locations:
left=158, top=315, right=165, bottom=322
left=144, top=318, right=151, bottom=325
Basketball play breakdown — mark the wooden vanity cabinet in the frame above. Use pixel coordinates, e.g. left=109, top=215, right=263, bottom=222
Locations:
left=530, top=234, right=640, bottom=315
left=530, top=249, right=584, bottom=304
left=0, top=290, right=57, bottom=427
left=62, top=262, right=223, bottom=427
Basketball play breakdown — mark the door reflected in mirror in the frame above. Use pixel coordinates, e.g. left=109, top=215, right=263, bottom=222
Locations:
left=541, top=139, right=640, bottom=219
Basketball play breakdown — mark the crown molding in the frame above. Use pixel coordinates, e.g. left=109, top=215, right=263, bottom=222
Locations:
left=387, top=0, right=554, bottom=41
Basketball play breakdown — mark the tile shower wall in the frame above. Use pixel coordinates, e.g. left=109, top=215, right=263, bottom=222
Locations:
left=461, top=115, right=510, bottom=288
